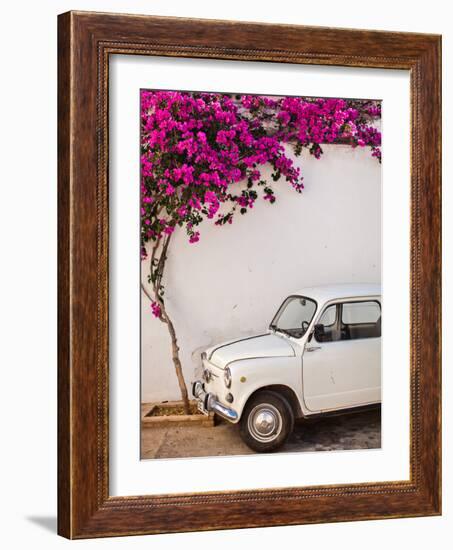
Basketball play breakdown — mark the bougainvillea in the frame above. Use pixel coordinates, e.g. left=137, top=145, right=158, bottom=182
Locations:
left=140, top=90, right=381, bottom=412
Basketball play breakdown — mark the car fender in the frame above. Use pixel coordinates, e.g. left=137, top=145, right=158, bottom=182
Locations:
left=226, top=356, right=303, bottom=421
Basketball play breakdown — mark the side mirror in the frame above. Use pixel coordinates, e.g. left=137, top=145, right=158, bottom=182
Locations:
left=313, top=324, right=325, bottom=342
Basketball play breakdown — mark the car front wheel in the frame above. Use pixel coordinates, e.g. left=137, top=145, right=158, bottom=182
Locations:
left=240, top=390, right=294, bottom=452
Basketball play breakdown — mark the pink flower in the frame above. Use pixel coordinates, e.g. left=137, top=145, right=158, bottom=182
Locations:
left=189, top=232, right=200, bottom=244
left=177, top=205, right=188, bottom=218
left=264, top=193, right=276, bottom=203
left=150, top=301, right=162, bottom=318
left=278, top=111, right=290, bottom=125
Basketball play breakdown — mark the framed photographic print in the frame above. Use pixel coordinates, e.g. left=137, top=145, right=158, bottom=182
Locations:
left=58, top=11, right=441, bottom=538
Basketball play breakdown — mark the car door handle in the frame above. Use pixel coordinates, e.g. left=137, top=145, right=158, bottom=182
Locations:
left=306, top=346, right=321, bottom=352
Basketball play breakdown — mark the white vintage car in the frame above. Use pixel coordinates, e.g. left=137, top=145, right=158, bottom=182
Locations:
left=193, top=283, right=381, bottom=452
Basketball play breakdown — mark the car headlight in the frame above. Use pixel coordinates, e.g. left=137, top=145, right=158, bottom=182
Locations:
left=224, top=366, right=232, bottom=388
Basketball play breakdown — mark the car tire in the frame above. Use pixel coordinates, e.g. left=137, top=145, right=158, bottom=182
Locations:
left=240, top=390, right=294, bottom=453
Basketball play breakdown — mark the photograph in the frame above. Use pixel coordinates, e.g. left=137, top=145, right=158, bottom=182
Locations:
left=140, top=89, right=383, bottom=459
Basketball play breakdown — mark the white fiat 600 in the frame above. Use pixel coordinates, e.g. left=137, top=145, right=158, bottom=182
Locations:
left=193, top=283, right=381, bottom=452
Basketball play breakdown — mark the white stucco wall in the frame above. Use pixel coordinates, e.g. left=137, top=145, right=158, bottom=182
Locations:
left=141, top=144, right=381, bottom=403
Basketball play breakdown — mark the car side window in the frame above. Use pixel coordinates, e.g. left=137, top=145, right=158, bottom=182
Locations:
left=314, top=305, right=339, bottom=342
left=341, top=301, right=381, bottom=340
left=314, top=300, right=381, bottom=342
left=318, top=305, right=336, bottom=327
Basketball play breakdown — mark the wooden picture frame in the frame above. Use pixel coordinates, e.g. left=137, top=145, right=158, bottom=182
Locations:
left=58, top=11, right=441, bottom=539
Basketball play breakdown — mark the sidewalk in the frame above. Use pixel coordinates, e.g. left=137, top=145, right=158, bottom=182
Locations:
left=141, top=407, right=381, bottom=459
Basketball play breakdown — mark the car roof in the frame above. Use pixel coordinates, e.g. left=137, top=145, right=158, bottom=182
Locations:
left=293, top=283, right=381, bottom=304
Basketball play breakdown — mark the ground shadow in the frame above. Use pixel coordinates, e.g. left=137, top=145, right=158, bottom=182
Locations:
left=26, top=516, right=57, bottom=534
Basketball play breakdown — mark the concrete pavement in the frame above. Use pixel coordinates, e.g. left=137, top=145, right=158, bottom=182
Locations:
left=141, top=407, right=381, bottom=459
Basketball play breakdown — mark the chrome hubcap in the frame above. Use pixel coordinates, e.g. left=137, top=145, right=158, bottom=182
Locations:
left=248, top=404, right=282, bottom=443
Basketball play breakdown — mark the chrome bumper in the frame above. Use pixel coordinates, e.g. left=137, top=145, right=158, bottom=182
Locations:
left=192, top=381, right=238, bottom=422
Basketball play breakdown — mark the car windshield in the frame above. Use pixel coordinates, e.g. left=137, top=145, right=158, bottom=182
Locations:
left=270, top=296, right=317, bottom=338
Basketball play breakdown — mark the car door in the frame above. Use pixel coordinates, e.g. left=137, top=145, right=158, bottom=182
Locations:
left=302, top=298, right=381, bottom=412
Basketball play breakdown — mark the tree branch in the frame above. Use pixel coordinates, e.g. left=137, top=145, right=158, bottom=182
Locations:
left=140, top=281, right=153, bottom=302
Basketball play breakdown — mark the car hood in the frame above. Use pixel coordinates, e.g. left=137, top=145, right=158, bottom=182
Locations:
left=207, top=333, right=295, bottom=369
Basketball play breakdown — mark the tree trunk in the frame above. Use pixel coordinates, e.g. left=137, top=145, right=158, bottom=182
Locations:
left=144, top=234, right=191, bottom=415
left=164, top=310, right=190, bottom=414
